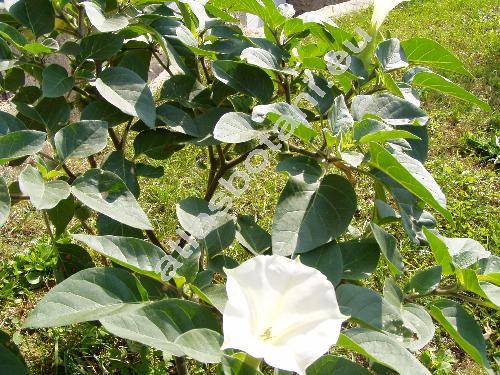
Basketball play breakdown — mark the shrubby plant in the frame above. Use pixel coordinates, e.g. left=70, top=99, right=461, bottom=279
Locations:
left=0, top=0, right=497, bottom=374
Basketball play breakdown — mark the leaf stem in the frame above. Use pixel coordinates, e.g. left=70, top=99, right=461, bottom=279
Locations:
left=42, top=211, right=54, bottom=242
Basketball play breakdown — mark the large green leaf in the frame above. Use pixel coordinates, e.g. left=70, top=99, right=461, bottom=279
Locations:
left=370, top=223, right=404, bottom=276
left=352, top=93, right=428, bottom=126
left=0, top=22, right=27, bottom=46
left=0, top=176, right=10, bottom=227
left=300, top=242, right=343, bottom=286
left=212, top=60, right=274, bottom=103
left=338, top=328, right=431, bottom=374
left=47, top=197, right=75, bottom=236
left=24, top=267, right=146, bottom=328
left=71, top=169, right=152, bottom=230
left=428, top=299, right=490, bottom=369
left=241, top=47, right=297, bottom=75
left=405, top=266, right=442, bottom=295
left=218, top=354, right=264, bottom=375
left=0, top=111, right=26, bottom=135
left=18, top=165, right=70, bottom=210
left=423, top=227, right=490, bottom=275
left=477, top=256, right=500, bottom=285
left=339, top=239, right=380, bottom=280
left=213, top=112, right=265, bottom=143
left=401, top=38, right=471, bottom=76
left=376, top=38, right=408, bottom=71
left=54, top=120, right=108, bottom=161
left=156, top=104, right=199, bottom=137
left=174, top=328, right=224, bottom=363
left=9, top=0, right=55, bottom=36
left=235, top=215, right=271, bottom=255
left=133, top=129, right=187, bottom=160
left=100, top=299, right=220, bottom=359
left=101, top=151, right=139, bottom=197
left=96, top=67, right=156, bottom=127
left=370, top=142, right=451, bottom=221
left=81, top=100, right=131, bottom=127
left=401, top=303, right=435, bottom=351
left=411, top=71, right=491, bottom=112
left=456, top=269, right=500, bottom=308
left=307, top=355, right=371, bottom=375
left=81, top=1, right=128, bottom=32
left=41, top=64, right=74, bottom=98
left=272, top=157, right=357, bottom=256
left=0, top=330, right=28, bottom=375
left=209, top=0, right=285, bottom=28
left=177, top=197, right=235, bottom=256
left=0, top=130, right=46, bottom=163
left=73, top=235, right=165, bottom=280
left=329, top=95, right=354, bottom=136
left=354, top=118, right=420, bottom=145
left=79, top=33, right=124, bottom=60
left=337, top=284, right=407, bottom=336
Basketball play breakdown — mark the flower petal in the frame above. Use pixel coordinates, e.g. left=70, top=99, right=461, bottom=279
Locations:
left=371, top=0, right=409, bottom=31
left=222, top=255, right=346, bottom=374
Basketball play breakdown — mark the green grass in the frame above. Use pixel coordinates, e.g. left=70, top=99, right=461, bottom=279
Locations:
left=1, top=0, right=499, bottom=373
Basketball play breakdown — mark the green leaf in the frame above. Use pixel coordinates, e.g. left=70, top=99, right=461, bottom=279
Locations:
left=100, top=299, right=220, bottom=358
left=96, top=214, right=144, bottom=238
left=0, top=22, right=27, bottom=46
left=190, top=283, right=227, bottom=314
left=212, top=60, right=274, bottom=103
left=235, top=215, right=271, bottom=255
left=411, top=71, right=491, bottom=112
left=81, top=100, right=131, bottom=127
left=401, top=38, right=471, bottom=76
left=0, top=111, right=26, bottom=135
left=423, top=227, right=490, bottom=275
left=339, top=239, right=380, bottom=280
left=401, top=303, right=435, bottom=351
left=10, top=0, right=55, bottom=36
left=0, top=130, right=46, bottom=163
left=41, top=64, right=74, bottom=98
left=81, top=1, right=128, bottom=32
left=95, top=67, right=156, bottom=127
left=133, top=129, right=187, bottom=160
left=18, top=165, right=70, bottom=210
left=177, top=197, right=235, bottom=256
left=73, top=235, right=165, bottom=280
left=370, top=223, right=404, bottom=276
left=272, top=157, right=357, bottom=256
left=241, top=47, right=297, bottom=75
left=477, top=256, right=500, bottom=285
left=159, top=75, right=210, bottom=109
left=0, top=176, right=10, bottom=227
left=79, top=32, right=124, bottom=60
left=54, top=120, right=108, bottom=161
left=156, top=104, right=199, bottom=137
left=337, top=284, right=407, bottom=335
left=71, top=169, right=153, bottom=230
left=370, top=142, right=451, bottom=221
left=3, top=67, right=25, bottom=91
left=376, top=38, right=408, bottom=71
left=405, top=266, right=442, bottom=295
left=338, top=328, right=431, bottom=374
left=354, top=118, right=420, bottom=144
left=174, top=328, right=223, bottom=363
left=300, top=242, right=343, bottom=286
left=352, top=93, right=428, bottom=126
left=428, top=299, right=490, bottom=369
left=24, top=267, right=146, bottom=328
left=456, top=269, right=500, bottom=308
left=306, top=355, right=371, bottom=375
left=47, top=197, right=75, bottom=236
left=329, top=94, right=354, bottom=136
left=305, top=72, right=336, bottom=115
left=0, top=330, right=28, bottom=375
left=210, top=0, right=285, bottom=29
left=101, top=151, right=139, bottom=197
left=213, top=112, right=265, bottom=143
left=218, top=354, right=264, bottom=375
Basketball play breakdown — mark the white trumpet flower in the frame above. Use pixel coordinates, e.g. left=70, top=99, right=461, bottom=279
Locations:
left=371, top=0, right=410, bottom=31
left=222, top=255, right=346, bottom=375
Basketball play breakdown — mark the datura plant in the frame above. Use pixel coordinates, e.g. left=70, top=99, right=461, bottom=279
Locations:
left=0, top=0, right=496, bottom=374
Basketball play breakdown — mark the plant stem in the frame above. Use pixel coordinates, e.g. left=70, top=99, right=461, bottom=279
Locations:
left=61, top=163, right=76, bottom=182
left=108, top=128, right=121, bottom=149
left=145, top=230, right=166, bottom=252
left=174, top=357, right=188, bottom=375
left=42, top=211, right=54, bottom=242
left=87, top=155, right=97, bottom=168
left=152, top=50, right=173, bottom=76
left=119, top=120, right=133, bottom=149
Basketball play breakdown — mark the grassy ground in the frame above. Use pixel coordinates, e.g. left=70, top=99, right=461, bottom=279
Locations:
left=0, top=0, right=498, bottom=373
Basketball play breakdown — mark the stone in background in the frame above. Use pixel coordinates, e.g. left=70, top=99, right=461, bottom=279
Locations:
left=288, top=0, right=349, bottom=14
